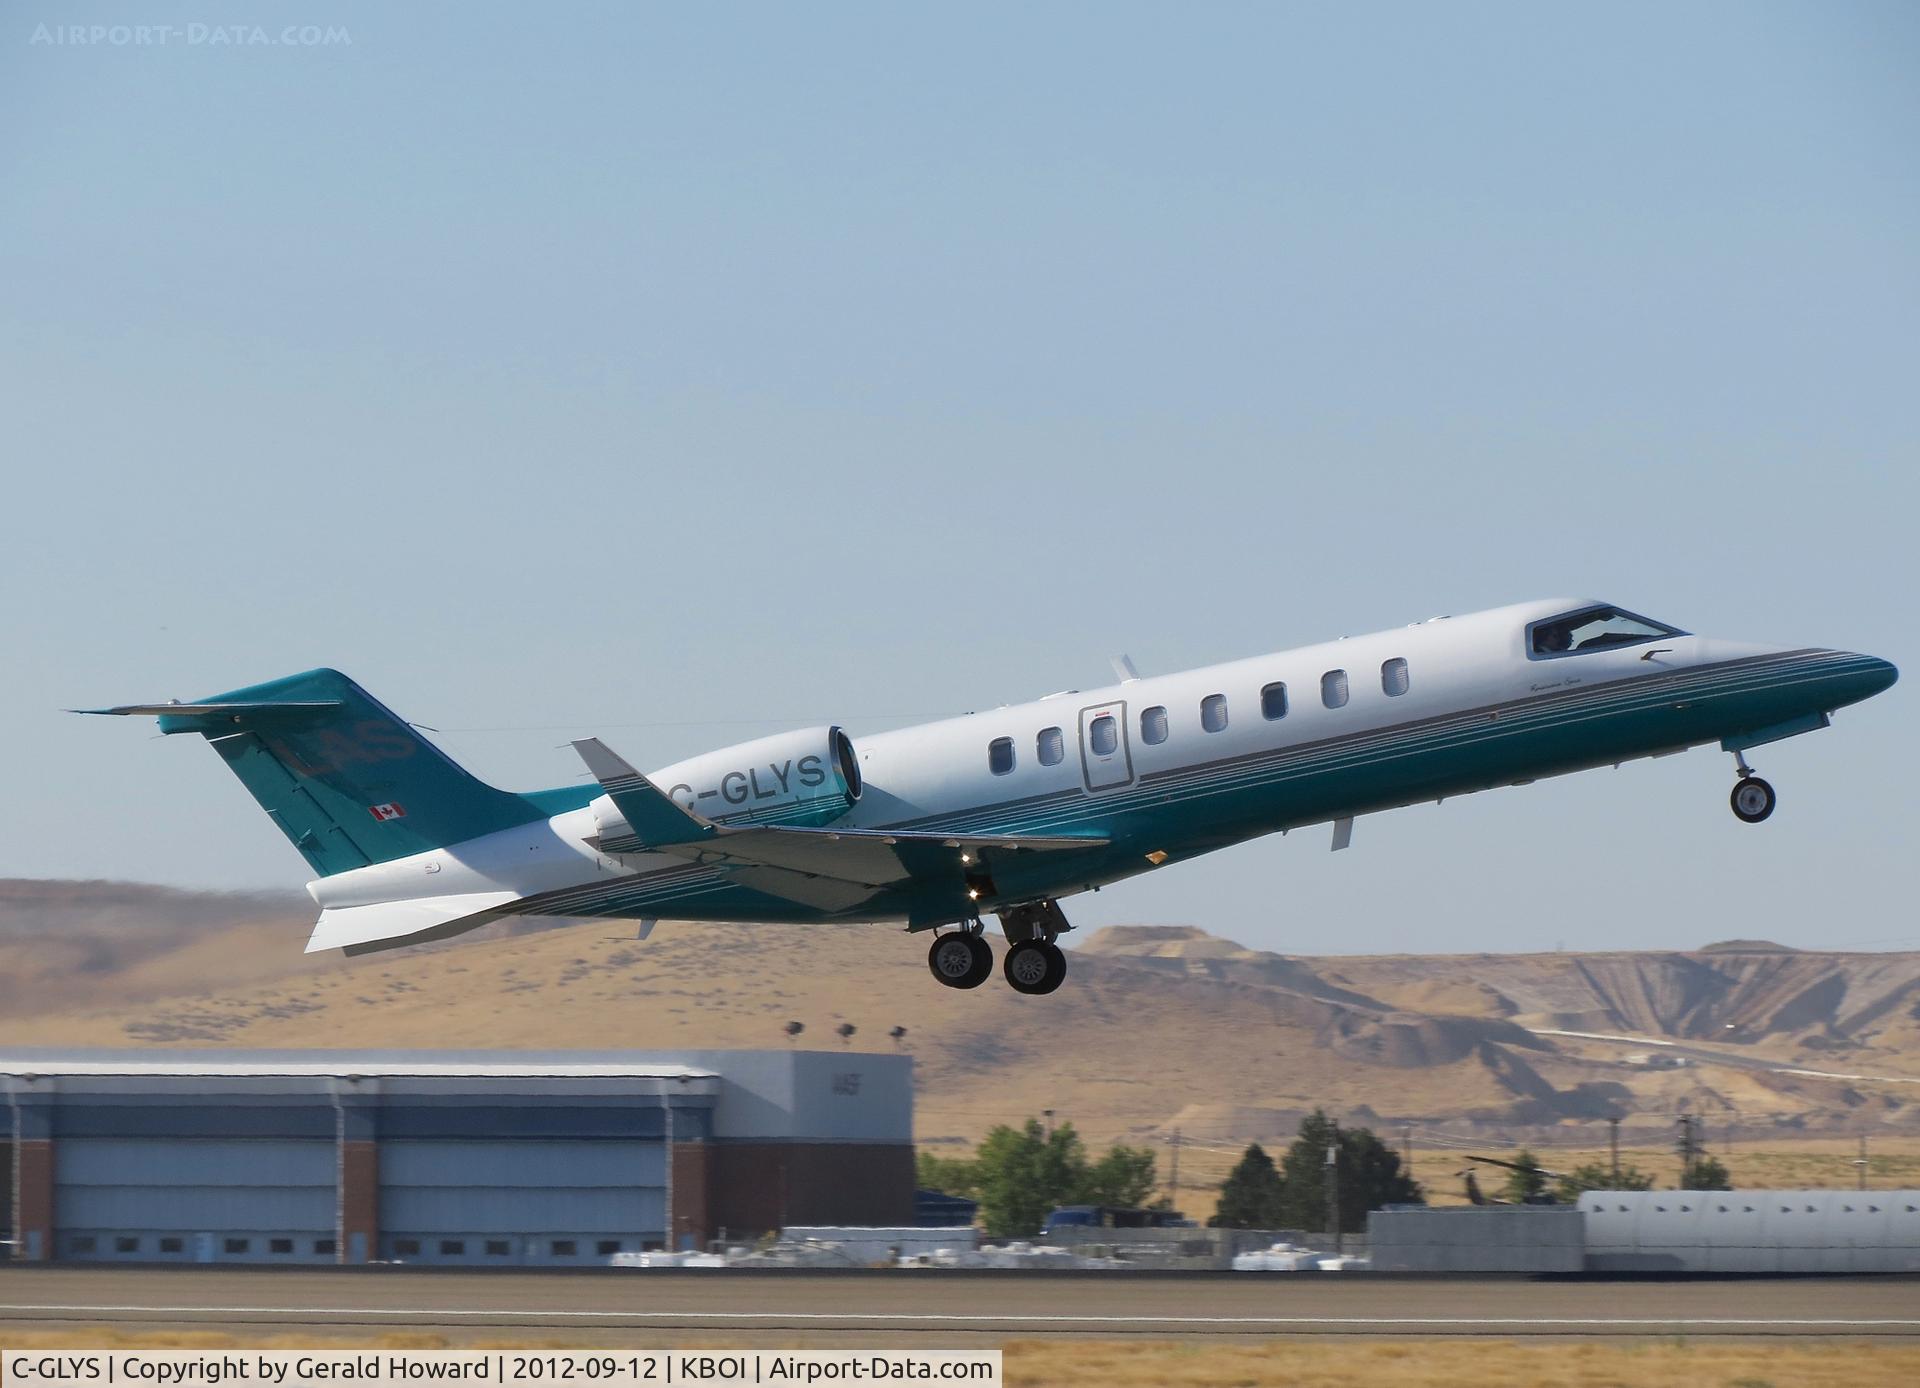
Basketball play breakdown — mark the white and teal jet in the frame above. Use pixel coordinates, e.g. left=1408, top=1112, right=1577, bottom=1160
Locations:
left=81, top=599, right=1896, bottom=995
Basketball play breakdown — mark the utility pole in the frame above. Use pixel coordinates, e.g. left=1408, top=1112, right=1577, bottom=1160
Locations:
left=1608, top=1117, right=1620, bottom=1184
left=1675, top=1113, right=1701, bottom=1187
left=1167, top=1128, right=1181, bottom=1210
left=1324, top=1143, right=1341, bottom=1257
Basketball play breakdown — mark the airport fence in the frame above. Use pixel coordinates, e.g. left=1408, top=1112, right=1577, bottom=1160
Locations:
left=1044, top=1225, right=1368, bottom=1270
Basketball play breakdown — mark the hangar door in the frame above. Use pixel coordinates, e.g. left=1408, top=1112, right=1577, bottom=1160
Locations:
left=55, top=1138, right=336, bottom=1263
left=379, top=1139, right=666, bottom=1265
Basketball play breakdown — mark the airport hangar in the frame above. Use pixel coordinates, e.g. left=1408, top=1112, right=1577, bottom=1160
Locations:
left=0, top=1048, right=913, bottom=1265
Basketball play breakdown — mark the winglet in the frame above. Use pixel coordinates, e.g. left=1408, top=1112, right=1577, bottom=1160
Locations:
left=571, top=738, right=715, bottom=851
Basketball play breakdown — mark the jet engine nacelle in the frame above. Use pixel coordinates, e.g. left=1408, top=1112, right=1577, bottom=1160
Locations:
left=647, top=725, right=862, bottom=829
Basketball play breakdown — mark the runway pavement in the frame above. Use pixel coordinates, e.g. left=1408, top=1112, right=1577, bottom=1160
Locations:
left=2, top=1266, right=1918, bottom=1343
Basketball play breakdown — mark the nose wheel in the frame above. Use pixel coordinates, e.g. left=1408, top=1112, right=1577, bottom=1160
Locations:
left=928, top=930, right=993, bottom=989
left=1727, top=749, right=1777, bottom=824
left=1731, top=776, right=1776, bottom=824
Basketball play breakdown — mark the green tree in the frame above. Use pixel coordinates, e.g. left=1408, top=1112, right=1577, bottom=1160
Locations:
left=918, top=1121, right=1166, bottom=1237
left=1500, top=1148, right=1549, bottom=1204
left=970, top=1119, right=1092, bottom=1238
left=1211, top=1143, right=1286, bottom=1229
left=1275, top=1109, right=1423, bottom=1232
left=1083, top=1143, right=1158, bottom=1208
left=1682, top=1155, right=1733, bottom=1191
left=1552, top=1161, right=1656, bottom=1202
left=915, top=1150, right=981, bottom=1198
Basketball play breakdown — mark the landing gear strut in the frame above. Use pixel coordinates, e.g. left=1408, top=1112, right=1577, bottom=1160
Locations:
left=997, top=899, right=1070, bottom=995
left=927, top=924, right=993, bottom=989
left=1729, top=749, right=1777, bottom=824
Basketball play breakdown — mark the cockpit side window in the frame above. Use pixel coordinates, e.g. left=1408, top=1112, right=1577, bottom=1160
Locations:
left=1528, top=606, right=1682, bottom=658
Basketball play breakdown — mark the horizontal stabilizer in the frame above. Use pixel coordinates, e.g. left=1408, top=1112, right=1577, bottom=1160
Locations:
left=305, top=890, right=521, bottom=955
left=70, top=700, right=342, bottom=722
left=572, top=738, right=715, bottom=852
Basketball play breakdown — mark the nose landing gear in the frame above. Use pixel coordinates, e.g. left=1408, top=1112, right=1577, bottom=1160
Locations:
left=1729, top=750, right=1777, bottom=824
left=1732, top=776, right=1777, bottom=823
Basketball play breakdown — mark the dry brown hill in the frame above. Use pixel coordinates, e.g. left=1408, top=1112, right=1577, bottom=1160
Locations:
left=3, top=880, right=1918, bottom=1154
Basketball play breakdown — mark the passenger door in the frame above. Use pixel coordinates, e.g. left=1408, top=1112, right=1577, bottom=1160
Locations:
left=1078, top=701, right=1134, bottom=791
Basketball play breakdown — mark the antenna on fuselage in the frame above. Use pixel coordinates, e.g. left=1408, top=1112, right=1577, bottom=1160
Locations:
left=1111, top=654, right=1141, bottom=683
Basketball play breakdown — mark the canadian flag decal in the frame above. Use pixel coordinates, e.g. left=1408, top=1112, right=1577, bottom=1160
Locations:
left=368, top=803, right=407, bottom=821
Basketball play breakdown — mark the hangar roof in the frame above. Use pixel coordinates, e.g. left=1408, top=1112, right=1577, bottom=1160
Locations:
left=0, top=1048, right=717, bottom=1080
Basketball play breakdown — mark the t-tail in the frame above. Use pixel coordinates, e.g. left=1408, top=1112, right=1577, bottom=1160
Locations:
left=77, top=668, right=544, bottom=877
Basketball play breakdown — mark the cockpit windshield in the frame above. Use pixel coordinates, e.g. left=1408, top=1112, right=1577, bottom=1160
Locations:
left=1529, top=606, right=1683, bottom=658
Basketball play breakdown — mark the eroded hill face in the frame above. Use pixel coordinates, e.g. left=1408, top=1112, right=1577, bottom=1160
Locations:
left=3, top=880, right=1918, bottom=1149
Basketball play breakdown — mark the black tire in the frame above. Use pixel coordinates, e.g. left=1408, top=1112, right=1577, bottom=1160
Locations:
left=963, top=935, right=996, bottom=988
left=928, top=932, right=991, bottom=989
left=1731, top=776, right=1776, bottom=824
left=1004, top=940, right=1067, bottom=995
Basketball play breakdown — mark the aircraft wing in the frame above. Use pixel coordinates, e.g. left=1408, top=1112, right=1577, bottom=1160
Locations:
left=664, top=822, right=1105, bottom=885
left=571, top=738, right=1106, bottom=904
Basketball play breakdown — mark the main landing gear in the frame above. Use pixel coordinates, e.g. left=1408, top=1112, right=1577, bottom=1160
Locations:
left=926, top=926, right=994, bottom=990
left=1729, top=749, right=1777, bottom=824
left=926, top=899, right=1072, bottom=994
left=1003, top=939, right=1067, bottom=995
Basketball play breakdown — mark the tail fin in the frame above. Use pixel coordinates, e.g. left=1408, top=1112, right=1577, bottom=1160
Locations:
left=79, top=669, right=542, bottom=876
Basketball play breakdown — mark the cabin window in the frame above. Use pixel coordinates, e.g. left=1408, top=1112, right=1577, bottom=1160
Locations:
left=225, top=1238, right=252, bottom=1255
left=160, top=1237, right=185, bottom=1254
left=440, top=1239, right=466, bottom=1256
left=314, top=1238, right=336, bottom=1255
left=117, top=1236, right=140, bottom=1253
left=1037, top=726, right=1065, bottom=766
left=1321, top=669, right=1349, bottom=708
left=597, top=1239, right=622, bottom=1255
left=551, top=1240, right=578, bottom=1256
left=486, top=1240, right=511, bottom=1256
left=1141, top=705, right=1169, bottom=744
left=1201, top=693, right=1228, bottom=733
left=988, top=737, right=1015, bottom=774
left=269, top=1238, right=293, bottom=1254
left=1261, top=682, right=1288, bottom=720
left=1529, top=605, right=1682, bottom=657
left=1381, top=657, right=1409, bottom=697
left=1089, top=714, right=1119, bottom=756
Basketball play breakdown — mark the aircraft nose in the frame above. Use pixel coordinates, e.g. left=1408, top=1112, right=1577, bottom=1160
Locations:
left=1857, top=654, right=1899, bottom=696
left=1826, top=651, right=1898, bottom=706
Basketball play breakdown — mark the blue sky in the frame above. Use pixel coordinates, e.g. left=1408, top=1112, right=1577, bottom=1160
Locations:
left=2, top=1, right=1914, bottom=954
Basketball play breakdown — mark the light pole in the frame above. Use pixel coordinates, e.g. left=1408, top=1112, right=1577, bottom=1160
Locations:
left=1324, top=1143, right=1340, bottom=1257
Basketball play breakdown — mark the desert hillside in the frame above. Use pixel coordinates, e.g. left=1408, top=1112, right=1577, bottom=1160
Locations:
left=3, top=880, right=1918, bottom=1157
